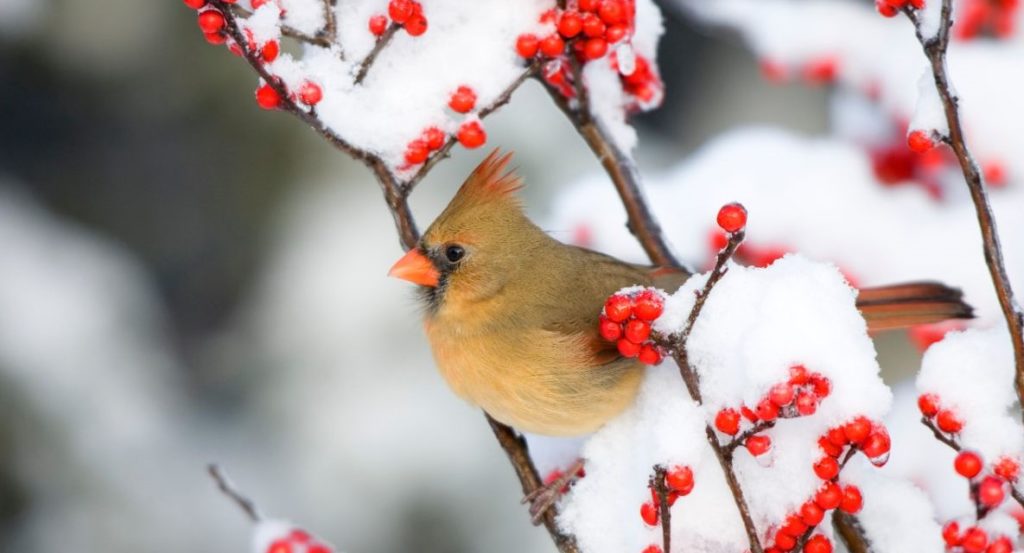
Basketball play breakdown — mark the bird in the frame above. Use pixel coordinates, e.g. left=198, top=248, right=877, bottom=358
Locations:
left=388, top=150, right=973, bottom=438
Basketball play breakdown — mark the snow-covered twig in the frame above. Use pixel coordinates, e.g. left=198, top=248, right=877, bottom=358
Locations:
left=227, top=4, right=334, bottom=48
left=208, top=463, right=262, bottom=522
left=353, top=24, right=398, bottom=85
left=320, top=0, right=337, bottom=41
left=904, top=0, right=1024, bottom=421
left=650, top=466, right=672, bottom=553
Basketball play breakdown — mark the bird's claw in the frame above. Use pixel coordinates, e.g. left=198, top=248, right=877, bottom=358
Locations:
left=521, top=459, right=585, bottom=526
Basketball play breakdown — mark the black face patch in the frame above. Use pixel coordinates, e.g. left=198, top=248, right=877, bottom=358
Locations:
left=416, top=243, right=463, bottom=314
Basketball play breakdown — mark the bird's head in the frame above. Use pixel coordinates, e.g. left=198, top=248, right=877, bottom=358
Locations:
left=388, top=150, right=545, bottom=314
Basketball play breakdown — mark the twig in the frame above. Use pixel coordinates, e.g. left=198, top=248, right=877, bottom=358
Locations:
left=833, top=512, right=872, bottom=553
left=903, top=0, right=1024, bottom=424
left=354, top=24, right=399, bottom=85
left=650, top=466, right=672, bottom=553
left=723, top=420, right=775, bottom=456
left=320, top=0, right=337, bottom=41
left=227, top=4, right=333, bottom=48
left=207, top=464, right=262, bottom=522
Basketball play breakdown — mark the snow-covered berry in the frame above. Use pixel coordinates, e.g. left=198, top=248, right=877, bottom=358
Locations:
left=716, top=202, right=747, bottom=233
left=936, top=408, right=963, bottom=433
left=907, top=130, right=936, bottom=153
left=665, top=466, right=694, bottom=495
left=746, top=434, right=771, bottom=456
left=448, top=86, right=477, bottom=113
left=813, top=456, right=839, bottom=480
left=715, top=408, right=741, bottom=435
left=978, top=476, right=1006, bottom=507
left=456, top=121, right=486, bottom=148
left=918, top=393, right=940, bottom=417
left=815, top=481, right=842, bottom=510
left=299, top=81, right=322, bottom=106
left=839, top=484, right=863, bottom=513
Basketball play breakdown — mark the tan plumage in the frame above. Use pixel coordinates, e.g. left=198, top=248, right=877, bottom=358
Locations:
left=390, top=150, right=972, bottom=436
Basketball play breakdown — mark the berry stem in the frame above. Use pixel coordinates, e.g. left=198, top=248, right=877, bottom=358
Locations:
left=320, top=0, right=337, bottom=42
left=650, top=465, right=672, bottom=553
left=226, top=4, right=335, bottom=49
left=207, top=463, right=262, bottom=522
left=354, top=23, right=399, bottom=85
left=903, top=0, right=1024, bottom=426
left=723, top=420, right=775, bottom=456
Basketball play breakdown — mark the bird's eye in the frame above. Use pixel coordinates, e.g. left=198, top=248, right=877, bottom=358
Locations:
left=445, top=244, right=465, bottom=263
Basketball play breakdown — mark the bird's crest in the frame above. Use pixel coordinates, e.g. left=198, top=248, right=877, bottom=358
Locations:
left=450, top=149, right=524, bottom=209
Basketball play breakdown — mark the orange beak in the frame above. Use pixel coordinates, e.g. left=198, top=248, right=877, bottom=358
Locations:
left=388, top=248, right=440, bottom=287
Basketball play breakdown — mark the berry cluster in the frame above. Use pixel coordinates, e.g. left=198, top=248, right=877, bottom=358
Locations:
left=953, top=450, right=1020, bottom=509
left=942, top=520, right=1015, bottom=553
left=183, top=0, right=324, bottom=111
left=400, top=85, right=486, bottom=168
left=369, top=0, right=428, bottom=38
left=875, top=0, right=925, bottom=18
left=613, top=54, right=664, bottom=111
left=599, top=288, right=666, bottom=365
left=639, top=466, right=694, bottom=526
left=917, top=392, right=965, bottom=434
left=817, top=416, right=892, bottom=467
left=516, top=0, right=636, bottom=64
left=953, top=0, right=1019, bottom=40
left=769, top=481, right=861, bottom=551
left=265, top=528, right=333, bottom=553
left=758, top=56, right=838, bottom=86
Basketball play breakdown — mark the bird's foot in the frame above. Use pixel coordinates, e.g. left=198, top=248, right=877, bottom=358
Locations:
left=521, top=458, right=586, bottom=525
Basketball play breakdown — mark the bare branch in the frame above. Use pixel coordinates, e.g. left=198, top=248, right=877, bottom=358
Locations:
left=355, top=24, right=399, bottom=85
left=227, top=4, right=334, bottom=48
left=320, top=0, right=337, bottom=42
left=723, top=420, right=775, bottom=456
left=207, top=463, right=261, bottom=522
left=833, top=512, right=872, bottom=553
left=650, top=465, right=672, bottom=553
left=903, top=0, right=1024, bottom=423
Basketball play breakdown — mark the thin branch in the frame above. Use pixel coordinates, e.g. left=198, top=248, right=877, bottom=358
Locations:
left=354, top=24, right=399, bottom=85
left=650, top=466, right=672, bottom=553
left=904, top=0, right=1024, bottom=424
left=833, top=512, right=872, bottom=553
left=227, top=4, right=334, bottom=48
left=207, top=463, right=261, bottom=522
left=320, top=0, right=337, bottom=42
left=723, top=420, right=775, bottom=456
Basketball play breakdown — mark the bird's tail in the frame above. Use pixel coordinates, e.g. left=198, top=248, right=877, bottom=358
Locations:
left=855, top=281, right=974, bottom=332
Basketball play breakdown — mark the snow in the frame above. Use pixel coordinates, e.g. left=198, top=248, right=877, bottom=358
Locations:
left=252, top=519, right=297, bottom=553
left=916, top=328, right=1023, bottom=462
left=845, top=466, right=945, bottom=553
left=909, top=69, right=948, bottom=137
left=559, top=255, right=892, bottom=551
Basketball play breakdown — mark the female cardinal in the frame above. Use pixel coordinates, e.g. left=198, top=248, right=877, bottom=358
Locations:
left=389, top=150, right=972, bottom=437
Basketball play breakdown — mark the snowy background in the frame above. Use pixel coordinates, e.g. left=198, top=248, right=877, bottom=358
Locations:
left=2, top=0, right=1023, bottom=552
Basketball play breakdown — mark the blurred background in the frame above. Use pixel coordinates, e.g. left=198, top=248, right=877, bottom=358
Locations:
left=0, top=0, right=955, bottom=552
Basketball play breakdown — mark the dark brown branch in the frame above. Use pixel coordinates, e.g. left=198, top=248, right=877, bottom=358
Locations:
left=833, top=512, right=872, bottom=553
left=723, top=419, right=775, bottom=456
left=650, top=466, right=672, bottom=553
left=354, top=24, right=399, bottom=85
left=904, top=0, right=1024, bottom=424
left=207, top=463, right=261, bottom=522
left=320, top=0, right=337, bottom=41
left=227, top=4, right=333, bottom=48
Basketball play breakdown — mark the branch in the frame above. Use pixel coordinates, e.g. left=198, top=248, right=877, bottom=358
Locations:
left=320, top=0, right=337, bottom=42
left=208, top=463, right=262, bottom=522
left=833, top=512, right=872, bottom=553
left=227, top=4, right=334, bottom=48
left=723, top=420, right=774, bottom=456
left=650, top=466, right=672, bottom=553
left=354, top=24, right=399, bottom=85
left=904, top=0, right=1024, bottom=424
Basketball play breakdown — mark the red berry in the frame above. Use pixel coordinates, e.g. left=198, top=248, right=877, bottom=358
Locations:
left=840, top=484, right=863, bottom=513
left=598, top=0, right=626, bottom=24
left=908, top=0, right=924, bottom=8
left=789, top=365, right=809, bottom=385
left=803, top=535, right=833, bottom=553
left=876, top=0, right=899, bottom=17
left=558, top=12, right=583, bottom=37
left=826, top=427, right=848, bottom=447
left=716, top=202, right=747, bottom=233
left=298, top=81, right=322, bottom=105
left=715, top=408, right=741, bottom=435
left=369, top=14, right=388, bottom=35
left=803, top=57, right=837, bottom=84
left=740, top=405, right=758, bottom=423
left=813, top=457, right=839, bottom=480
left=423, top=127, right=445, bottom=150
left=582, top=37, right=608, bottom=60
left=800, top=501, right=824, bottom=525
left=987, top=536, right=1013, bottom=553
left=774, top=529, right=796, bottom=551
left=961, top=527, right=988, bottom=553
left=795, top=392, right=817, bottom=416
left=954, top=451, right=983, bottom=479
left=633, top=290, right=664, bottom=321
left=306, top=545, right=330, bottom=553
left=288, top=529, right=311, bottom=543
left=907, top=130, right=935, bottom=153
left=255, top=83, right=281, bottom=109
left=995, top=457, right=1020, bottom=481
left=936, top=408, right=963, bottom=433
left=456, top=121, right=486, bottom=148
left=604, top=294, right=634, bottom=322
left=183, top=0, right=207, bottom=9
left=861, top=428, right=891, bottom=462
left=516, top=34, right=539, bottom=58
left=617, top=338, right=641, bottom=358
left=251, top=0, right=271, bottom=8
left=404, top=140, right=429, bottom=165
left=404, top=14, right=427, bottom=36
left=598, top=315, right=622, bottom=341
left=641, top=546, right=662, bottom=553
left=815, top=481, right=842, bottom=510
left=539, top=34, right=565, bottom=57
left=267, top=539, right=293, bottom=553
left=843, top=417, right=872, bottom=444
left=810, top=375, right=831, bottom=397
left=638, top=344, right=662, bottom=365
left=755, top=398, right=779, bottom=422
left=197, top=10, right=226, bottom=33
left=768, top=383, right=795, bottom=407
left=639, top=500, right=659, bottom=526
left=917, top=393, right=940, bottom=417
left=818, top=436, right=843, bottom=458
left=261, top=40, right=279, bottom=62
left=579, top=0, right=600, bottom=11
left=624, top=319, right=651, bottom=344
left=978, top=476, right=1006, bottom=507
left=448, top=86, right=476, bottom=113
left=605, top=24, right=628, bottom=43
left=746, top=434, right=771, bottom=456
left=204, top=32, right=227, bottom=44
left=388, top=0, right=413, bottom=23
left=942, top=521, right=962, bottom=546
left=666, top=466, right=694, bottom=495
left=581, top=13, right=606, bottom=37
left=781, top=514, right=807, bottom=537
